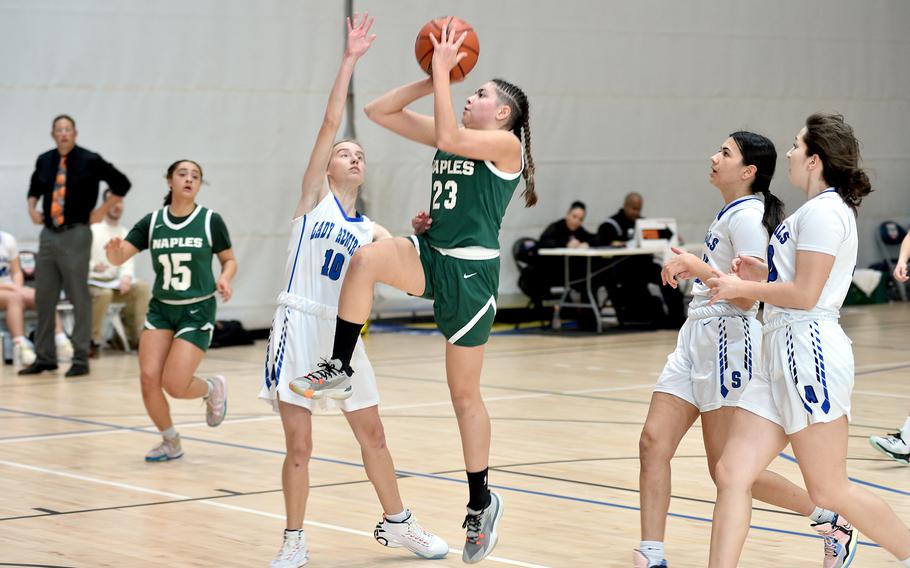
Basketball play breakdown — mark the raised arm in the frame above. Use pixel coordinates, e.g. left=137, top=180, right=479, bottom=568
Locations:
left=295, top=13, right=376, bottom=219
left=429, top=25, right=520, bottom=165
left=363, top=78, right=437, bottom=146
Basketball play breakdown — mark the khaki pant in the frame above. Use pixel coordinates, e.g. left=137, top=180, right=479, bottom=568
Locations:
left=90, top=281, right=151, bottom=347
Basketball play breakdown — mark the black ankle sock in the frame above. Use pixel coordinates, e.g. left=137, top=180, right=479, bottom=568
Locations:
left=466, top=468, right=491, bottom=511
left=332, top=317, right=362, bottom=368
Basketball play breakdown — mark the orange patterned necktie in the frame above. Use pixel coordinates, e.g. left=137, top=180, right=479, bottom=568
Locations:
left=51, top=155, right=67, bottom=226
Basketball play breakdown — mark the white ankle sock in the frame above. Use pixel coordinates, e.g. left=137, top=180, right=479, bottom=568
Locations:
left=901, top=556, right=910, bottom=567
left=385, top=509, right=410, bottom=523
left=203, top=377, right=212, bottom=398
left=55, top=332, right=68, bottom=345
left=161, top=427, right=178, bottom=439
left=810, top=507, right=836, bottom=524
left=639, top=541, right=664, bottom=564
left=900, top=416, right=910, bottom=439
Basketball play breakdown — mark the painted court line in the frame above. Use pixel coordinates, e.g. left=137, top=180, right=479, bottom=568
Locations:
left=0, top=384, right=654, bottom=444
left=0, top=459, right=551, bottom=568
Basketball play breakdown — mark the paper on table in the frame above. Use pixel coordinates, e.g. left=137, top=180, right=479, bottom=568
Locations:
left=88, top=279, right=120, bottom=289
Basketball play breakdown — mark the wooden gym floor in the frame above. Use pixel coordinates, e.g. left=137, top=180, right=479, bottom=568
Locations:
left=1, top=303, right=908, bottom=567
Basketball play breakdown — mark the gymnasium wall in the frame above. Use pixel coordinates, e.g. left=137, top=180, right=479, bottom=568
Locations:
left=2, top=0, right=909, bottom=327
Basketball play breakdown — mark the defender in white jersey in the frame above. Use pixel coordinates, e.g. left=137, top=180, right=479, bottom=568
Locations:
left=707, top=114, right=910, bottom=567
left=260, top=15, right=447, bottom=568
left=636, top=132, right=850, bottom=568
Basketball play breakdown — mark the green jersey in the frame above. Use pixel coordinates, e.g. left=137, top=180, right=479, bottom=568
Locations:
left=126, top=205, right=231, bottom=303
left=426, top=150, right=522, bottom=251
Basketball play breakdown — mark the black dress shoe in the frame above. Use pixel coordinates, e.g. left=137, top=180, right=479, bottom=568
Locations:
left=65, top=365, right=90, bottom=377
left=18, top=362, right=59, bottom=375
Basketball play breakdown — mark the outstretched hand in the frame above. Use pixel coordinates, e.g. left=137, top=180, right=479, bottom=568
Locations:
left=429, top=17, right=468, bottom=81
left=345, top=12, right=376, bottom=59
left=661, top=246, right=696, bottom=288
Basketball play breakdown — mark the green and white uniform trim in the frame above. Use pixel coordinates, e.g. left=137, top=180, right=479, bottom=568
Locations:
left=126, top=204, right=232, bottom=352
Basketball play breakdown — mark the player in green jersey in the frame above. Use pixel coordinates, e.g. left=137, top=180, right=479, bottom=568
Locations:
left=105, top=159, right=237, bottom=462
left=296, top=25, right=536, bottom=564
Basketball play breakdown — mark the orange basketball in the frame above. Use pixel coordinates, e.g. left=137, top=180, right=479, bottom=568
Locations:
left=414, top=16, right=479, bottom=81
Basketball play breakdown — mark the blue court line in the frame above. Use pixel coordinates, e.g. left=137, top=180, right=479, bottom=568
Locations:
left=779, top=452, right=910, bottom=497
left=0, top=407, right=883, bottom=547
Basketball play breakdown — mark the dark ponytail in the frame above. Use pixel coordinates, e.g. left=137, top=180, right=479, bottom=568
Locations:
left=163, top=159, right=204, bottom=206
left=492, top=78, right=536, bottom=207
left=730, top=131, right=785, bottom=234
left=803, top=113, right=872, bottom=212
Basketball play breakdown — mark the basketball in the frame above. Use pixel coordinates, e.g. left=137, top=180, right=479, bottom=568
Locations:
left=414, top=16, right=480, bottom=81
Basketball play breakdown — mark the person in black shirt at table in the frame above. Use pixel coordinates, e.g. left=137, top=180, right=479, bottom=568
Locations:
left=597, top=191, right=642, bottom=244
left=539, top=201, right=596, bottom=249
left=20, top=114, right=131, bottom=377
left=597, top=192, right=686, bottom=328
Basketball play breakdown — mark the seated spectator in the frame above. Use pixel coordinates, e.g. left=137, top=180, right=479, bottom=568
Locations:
left=0, top=231, right=71, bottom=365
left=537, top=201, right=602, bottom=295
left=89, top=189, right=150, bottom=355
left=539, top=201, right=596, bottom=249
left=597, top=191, right=642, bottom=245
left=597, top=192, right=686, bottom=328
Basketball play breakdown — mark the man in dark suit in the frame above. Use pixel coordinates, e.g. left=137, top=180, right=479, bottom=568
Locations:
left=21, top=115, right=131, bottom=377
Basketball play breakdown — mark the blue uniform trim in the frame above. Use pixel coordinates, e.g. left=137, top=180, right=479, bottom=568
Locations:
left=285, top=216, right=307, bottom=293
left=787, top=327, right=814, bottom=414
left=719, top=319, right=729, bottom=398
left=264, top=309, right=289, bottom=389
left=810, top=321, right=832, bottom=414
left=741, top=316, right=753, bottom=382
left=716, top=196, right=761, bottom=221
left=333, top=194, right=364, bottom=222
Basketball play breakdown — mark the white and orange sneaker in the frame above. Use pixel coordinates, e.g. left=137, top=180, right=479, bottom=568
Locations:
left=813, top=514, right=858, bottom=568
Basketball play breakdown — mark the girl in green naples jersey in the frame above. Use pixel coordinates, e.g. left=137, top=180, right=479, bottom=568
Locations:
left=106, top=160, right=236, bottom=462
left=292, top=24, right=536, bottom=564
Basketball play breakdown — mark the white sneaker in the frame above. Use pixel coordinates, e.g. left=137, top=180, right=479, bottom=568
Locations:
left=145, top=435, right=183, bottom=462
left=14, top=341, right=36, bottom=367
left=204, top=375, right=227, bottom=427
left=270, top=530, right=308, bottom=568
left=869, top=432, right=910, bottom=465
left=374, top=512, right=449, bottom=559
left=57, top=338, right=74, bottom=362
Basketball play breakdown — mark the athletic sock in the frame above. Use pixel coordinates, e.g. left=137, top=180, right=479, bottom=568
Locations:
left=466, top=468, right=491, bottom=512
left=385, top=509, right=410, bottom=523
left=639, top=541, right=665, bottom=565
left=900, top=416, right=910, bottom=440
left=810, top=507, right=836, bottom=524
left=161, top=427, right=178, bottom=439
left=54, top=332, right=68, bottom=345
left=900, top=556, right=910, bottom=567
left=331, top=317, right=363, bottom=368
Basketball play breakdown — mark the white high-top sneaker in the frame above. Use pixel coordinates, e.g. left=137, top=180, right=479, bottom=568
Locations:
left=269, top=529, right=308, bottom=568
left=373, top=512, right=449, bottom=559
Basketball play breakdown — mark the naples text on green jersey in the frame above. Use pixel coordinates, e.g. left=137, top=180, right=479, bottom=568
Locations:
left=426, top=150, right=522, bottom=251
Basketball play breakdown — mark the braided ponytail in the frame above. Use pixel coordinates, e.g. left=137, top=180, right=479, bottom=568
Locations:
left=492, top=78, right=536, bottom=207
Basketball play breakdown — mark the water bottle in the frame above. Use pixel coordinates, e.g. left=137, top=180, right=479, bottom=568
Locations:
left=551, top=305, right=562, bottom=330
